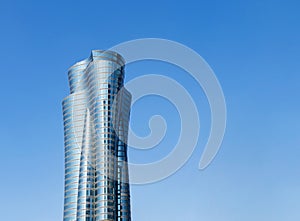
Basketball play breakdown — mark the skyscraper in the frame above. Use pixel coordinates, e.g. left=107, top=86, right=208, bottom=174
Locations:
left=62, top=50, right=131, bottom=221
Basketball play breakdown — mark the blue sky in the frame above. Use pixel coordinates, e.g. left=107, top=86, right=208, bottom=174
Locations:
left=0, top=0, right=300, bottom=220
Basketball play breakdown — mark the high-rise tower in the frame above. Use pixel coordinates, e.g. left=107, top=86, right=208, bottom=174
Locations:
left=62, top=50, right=131, bottom=221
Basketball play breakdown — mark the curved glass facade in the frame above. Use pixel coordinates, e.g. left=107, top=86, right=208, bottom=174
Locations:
left=62, top=50, right=131, bottom=221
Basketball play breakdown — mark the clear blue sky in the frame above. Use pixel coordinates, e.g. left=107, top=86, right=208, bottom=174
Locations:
left=0, top=0, right=300, bottom=220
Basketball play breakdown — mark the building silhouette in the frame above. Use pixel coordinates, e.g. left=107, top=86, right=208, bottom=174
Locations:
left=62, top=50, right=131, bottom=221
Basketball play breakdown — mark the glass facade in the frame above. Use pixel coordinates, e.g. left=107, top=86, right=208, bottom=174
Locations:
left=62, top=50, right=131, bottom=221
